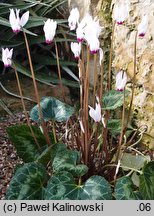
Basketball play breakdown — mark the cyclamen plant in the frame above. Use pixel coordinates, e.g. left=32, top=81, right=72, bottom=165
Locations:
left=1, top=3, right=153, bottom=200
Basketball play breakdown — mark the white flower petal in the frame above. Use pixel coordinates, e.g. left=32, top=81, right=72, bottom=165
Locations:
left=89, top=102, right=102, bottom=123
left=113, top=3, right=129, bottom=24
left=138, top=15, right=148, bottom=37
left=20, top=11, right=29, bottom=27
left=43, top=19, right=57, bottom=43
left=9, top=9, right=16, bottom=27
left=116, top=71, right=127, bottom=91
left=68, top=8, right=80, bottom=30
left=70, top=42, right=81, bottom=59
left=2, top=48, right=13, bottom=67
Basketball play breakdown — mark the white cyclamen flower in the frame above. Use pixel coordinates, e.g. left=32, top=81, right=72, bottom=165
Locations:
left=70, top=42, right=81, bottom=59
left=89, top=100, right=102, bottom=123
left=116, top=71, right=127, bottom=91
left=88, top=36, right=100, bottom=54
left=9, top=9, right=29, bottom=33
left=76, top=13, right=93, bottom=42
left=76, top=25, right=85, bottom=42
left=84, top=17, right=101, bottom=54
left=68, top=8, right=80, bottom=30
left=138, top=15, right=148, bottom=38
left=2, top=48, right=13, bottom=67
left=43, top=19, right=57, bottom=44
left=84, top=17, right=101, bottom=39
left=113, top=3, right=129, bottom=25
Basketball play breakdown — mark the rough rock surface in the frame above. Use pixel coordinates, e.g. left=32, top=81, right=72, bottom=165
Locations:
left=111, top=0, right=154, bottom=148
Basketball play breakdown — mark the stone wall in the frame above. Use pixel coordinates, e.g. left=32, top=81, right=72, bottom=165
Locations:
left=111, top=0, right=154, bottom=148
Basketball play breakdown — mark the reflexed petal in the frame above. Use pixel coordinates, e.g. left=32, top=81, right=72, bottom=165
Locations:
left=70, top=42, right=81, bottom=59
left=9, top=9, right=20, bottom=32
left=20, top=11, right=29, bottom=27
left=68, top=8, right=80, bottom=30
left=76, top=25, right=84, bottom=42
left=9, top=9, right=16, bottom=27
left=2, top=48, right=13, bottom=67
left=43, top=19, right=57, bottom=43
left=113, top=3, right=129, bottom=24
left=89, top=101, right=102, bottom=123
left=89, top=106, right=96, bottom=121
left=88, top=37, right=100, bottom=54
left=116, top=71, right=127, bottom=91
left=138, top=15, right=148, bottom=37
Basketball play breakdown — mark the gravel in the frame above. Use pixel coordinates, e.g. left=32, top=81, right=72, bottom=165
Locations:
left=0, top=113, right=24, bottom=200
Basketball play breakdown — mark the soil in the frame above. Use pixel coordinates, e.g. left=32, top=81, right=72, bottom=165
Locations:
left=0, top=113, right=24, bottom=200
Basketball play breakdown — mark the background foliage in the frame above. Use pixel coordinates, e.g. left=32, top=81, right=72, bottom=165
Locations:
left=0, top=0, right=79, bottom=88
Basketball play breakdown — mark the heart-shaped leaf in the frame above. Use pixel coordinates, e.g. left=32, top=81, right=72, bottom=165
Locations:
left=121, top=153, right=150, bottom=171
left=79, top=176, right=112, bottom=200
left=44, top=172, right=112, bottom=200
left=52, top=147, right=88, bottom=177
left=30, top=97, right=74, bottom=123
left=108, top=119, right=133, bottom=137
left=5, top=162, right=48, bottom=200
left=115, top=176, right=141, bottom=200
left=44, top=172, right=76, bottom=200
left=36, top=143, right=67, bottom=166
left=102, top=90, right=129, bottom=110
left=139, top=161, right=154, bottom=200
left=7, top=125, right=49, bottom=162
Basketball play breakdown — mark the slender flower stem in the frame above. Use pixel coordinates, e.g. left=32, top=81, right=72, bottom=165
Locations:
left=99, top=62, right=104, bottom=101
left=13, top=65, right=40, bottom=150
left=91, top=123, right=99, bottom=163
left=54, top=40, right=66, bottom=103
left=115, top=88, right=126, bottom=165
left=108, top=21, right=116, bottom=90
left=78, top=59, right=83, bottom=109
left=92, top=54, right=98, bottom=107
left=23, top=31, right=51, bottom=146
left=124, top=31, right=138, bottom=133
left=83, top=45, right=90, bottom=165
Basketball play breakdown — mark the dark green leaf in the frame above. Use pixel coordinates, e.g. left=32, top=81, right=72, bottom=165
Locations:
left=5, top=162, right=48, bottom=200
left=52, top=147, right=88, bottom=177
left=36, top=143, right=67, bottom=166
left=44, top=173, right=112, bottom=200
left=115, top=176, right=140, bottom=200
left=44, top=171, right=76, bottom=200
left=102, top=90, right=129, bottom=110
left=7, top=124, right=48, bottom=162
left=107, top=119, right=122, bottom=136
left=80, top=176, right=112, bottom=200
left=139, top=161, right=154, bottom=200
left=30, top=97, right=75, bottom=123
